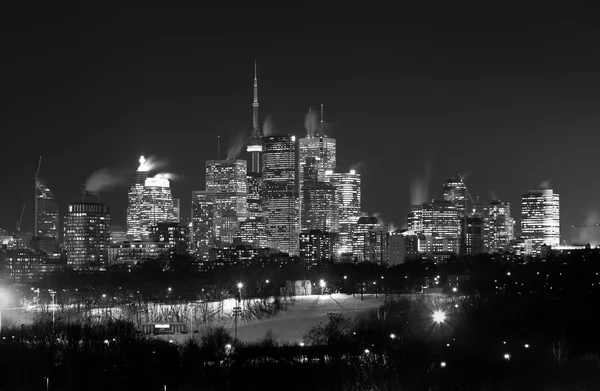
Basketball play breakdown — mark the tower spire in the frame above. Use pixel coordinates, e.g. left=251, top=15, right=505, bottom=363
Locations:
left=252, top=60, right=259, bottom=135
left=320, top=103, right=324, bottom=136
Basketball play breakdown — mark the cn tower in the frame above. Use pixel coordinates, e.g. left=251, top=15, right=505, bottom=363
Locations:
left=246, top=61, right=263, bottom=172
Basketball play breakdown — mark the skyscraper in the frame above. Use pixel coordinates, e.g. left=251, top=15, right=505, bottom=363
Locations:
left=482, top=200, right=515, bottom=253
left=35, top=181, right=59, bottom=239
left=126, top=156, right=149, bottom=240
left=442, top=177, right=467, bottom=218
left=301, top=156, right=336, bottom=232
left=64, top=198, right=110, bottom=270
left=407, top=205, right=424, bottom=235
left=140, top=176, right=177, bottom=239
left=205, top=159, right=248, bottom=246
left=521, top=188, right=560, bottom=252
left=352, top=216, right=382, bottom=262
left=191, top=191, right=215, bottom=261
left=262, top=135, right=299, bottom=255
left=325, top=169, right=361, bottom=253
left=421, top=200, right=461, bottom=254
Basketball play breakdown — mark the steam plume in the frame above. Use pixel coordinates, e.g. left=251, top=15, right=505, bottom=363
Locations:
left=459, top=171, right=471, bottom=181
left=572, top=209, right=600, bottom=245
left=304, top=107, right=319, bottom=137
left=410, top=159, right=432, bottom=206
left=262, top=115, right=275, bottom=136
left=226, top=132, right=246, bottom=160
left=153, top=172, right=183, bottom=181
left=138, top=155, right=169, bottom=172
left=540, top=179, right=551, bottom=189
left=85, top=167, right=131, bottom=192
left=350, top=162, right=365, bottom=173
left=490, top=191, right=498, bottom=201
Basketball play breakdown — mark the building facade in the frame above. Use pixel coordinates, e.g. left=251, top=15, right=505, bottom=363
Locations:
left=325, top=170, right=361, bottom=253
left=421, top=200, right=461, bottom=255
left=191, top=191, right=215, bottom=261
left=262, top=135, right=299, bottom=255
left=140, top=176, right=178, bottom=238
left=299, top=230, right=333, bottom=264
left=35, top=181, right=59, bottom=239
left=64, top=201, right=111, bottom=270
left=521, top=188, right=560, bottom=253
left=482, top=200, right=515, bottom=253
left=205, top=159, right=248, bottom=246
left=126, top=156, right=149, bottom=240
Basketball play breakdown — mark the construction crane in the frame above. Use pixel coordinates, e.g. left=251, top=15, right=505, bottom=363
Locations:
left=34, top=156, right=42, bottom=236
left=16, top=202, right=26, bottom=233
left=457, top=173, right=479, bottom=215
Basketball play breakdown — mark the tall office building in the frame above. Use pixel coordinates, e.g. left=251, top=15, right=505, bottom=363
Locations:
left=301, top=157, right=335, bottom=232
left=262, top=135, right=299, bottom=255
left=140, top=176, right=177, bottom=239
left=482, top=200, right=514, bottom=253
left=352, top=216, right=382, bottom=262
left=442, top=177, right=467, bottom=218
left=64, top=198, right=110, bottom=270
left=421, top=200, right=461, bottom=254
left=407, top=205, right=424, bottom=235
left=205, top=159, right=248, bottom=246
left=173, top=198, right=181, bottom=223
left=464, top=215, right=484, bottom=255
left=325, top=169, right=361, bottom=253
left=126, top=156, right=150, bottom=240
left=521, top=188, right=560, bottom=252
left=35, top=181, right=59, bottom=239
left=191, top=191, right=215, bottom=261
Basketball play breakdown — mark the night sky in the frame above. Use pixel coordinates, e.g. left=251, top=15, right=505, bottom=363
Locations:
left=1, top=5, right=599, bottom=240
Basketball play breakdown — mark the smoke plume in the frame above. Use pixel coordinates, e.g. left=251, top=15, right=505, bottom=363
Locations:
left=262, top=115, right=275, bottom=136
left=350, top=162, right=365, bottom=173
left=572, top=209, right=600, bottom=246
left=85, top=167, right=131, bottom=192
left=153, top=172, right=183, bottom=181
left=304, top=107, right=319, bottom=137
left=540, top=179, right=551, bottom=189
left=139, top=155, right=169, bottom=172
left=226, top=132, right=246, bottom=160
left=410, top=160, right=432, bottom=206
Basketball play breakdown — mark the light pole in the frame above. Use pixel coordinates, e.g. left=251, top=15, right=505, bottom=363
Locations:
left=234, top=282, right=243, bottom=340
left=319, top=279, right=326, bottom=295
left=49, top=290, right=56, bottom=327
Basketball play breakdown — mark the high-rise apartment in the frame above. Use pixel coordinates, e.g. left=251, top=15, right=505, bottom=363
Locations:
left=140, top=176, right=177, bottom=238
left=421, top=200, right=461, bottom=254
left=262, top=135, right=299, bottom=255
left=521, top=188, right=560, bottom=252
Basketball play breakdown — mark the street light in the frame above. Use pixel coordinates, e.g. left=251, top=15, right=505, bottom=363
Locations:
left=440, top=361, right=447, bottom=368
left=319, top=279, right=326, bottom=295
left=234, top=283, right=243, bottom=340
left=432, top=310, right=446, bottom=324
left=452, top=287, right=457, bottom=293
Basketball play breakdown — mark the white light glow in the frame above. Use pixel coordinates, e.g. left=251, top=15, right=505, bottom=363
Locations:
left=432, top=310, right=446, bottom=323
left=350, top=169, right=356, bottom=175
left=440, top=361, right=447, bottom=368
left=247, top=145, right=263, bottom=153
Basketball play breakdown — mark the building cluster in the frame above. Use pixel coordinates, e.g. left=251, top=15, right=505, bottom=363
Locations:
left=401, top=179, right=560, bottom=260
left=0, top=64, right=577, bottom=283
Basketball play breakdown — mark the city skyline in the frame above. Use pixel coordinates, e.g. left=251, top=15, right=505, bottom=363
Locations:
left=3, top=6, right=600, bottom=237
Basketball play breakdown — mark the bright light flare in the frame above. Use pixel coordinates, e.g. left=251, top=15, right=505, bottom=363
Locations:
left=432, top=310, right=446, bottom=324
left=503, top=353, right=511, bottom=360
left=237, top=282, right=243, bottom=290
left=452, top=287, right=457, bottom=292
left=440, top=361, right=447, bottom=368
left=390, top=333, right=396, bottom=339
left=319, top=279, right=326, bottom=288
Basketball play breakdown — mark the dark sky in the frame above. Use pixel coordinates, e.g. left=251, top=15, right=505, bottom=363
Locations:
left=1, top=5, right=599, bottom=241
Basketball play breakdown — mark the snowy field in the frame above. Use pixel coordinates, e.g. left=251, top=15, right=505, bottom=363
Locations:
left=1, top=293, right=449, bottom=344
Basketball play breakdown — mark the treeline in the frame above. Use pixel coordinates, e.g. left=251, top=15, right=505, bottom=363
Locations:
left=2, top=287, right=600, bottom=390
